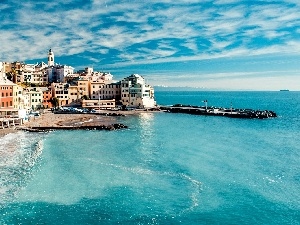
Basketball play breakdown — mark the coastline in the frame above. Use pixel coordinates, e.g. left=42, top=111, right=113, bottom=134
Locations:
left=0, top=109, right=162, bottom=137
left=0, top=128, right=19, bottom=138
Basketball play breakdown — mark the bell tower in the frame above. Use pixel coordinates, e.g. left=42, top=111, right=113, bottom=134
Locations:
left=47, top=48, right=54, bottom=66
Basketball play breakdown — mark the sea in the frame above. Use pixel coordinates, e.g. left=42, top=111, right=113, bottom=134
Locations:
left=0, top=91, right=299, bottom=225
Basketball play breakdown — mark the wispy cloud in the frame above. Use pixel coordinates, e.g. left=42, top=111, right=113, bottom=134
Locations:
left=0, top=0, right=300, bottom=89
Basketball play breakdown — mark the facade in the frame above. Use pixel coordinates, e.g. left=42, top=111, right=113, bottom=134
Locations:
left=47, top=65, right=74, bottom=83
left=82, top=99, right=116, bottom=109
left=22, top=92, right=31, bottom=114
left=48, top=49, right=54, bottom=67
left=68, top=85, right=79, bottom=105
left=32, top=71, right=48, bottom=85
left=35, top=62, right=48, bottom=71
left=90, top=80, right=105, bottom=100
left=51, top=83, right=70, bottom=106
left=41, top=87, right=53, bottom=108
left=0, top=77, right=15, bottom=115
left=13, top=84, right=24, bottom=110
left=46, top=49, right=74, bottom=83
left=22, top=70, right=47, bottom=85
left=24, top=87, right=43, bottom=110
left=2, top=61, right=23, bottom=83
left=76, top=79, right=89, bottom=99
left=100, top=82, right=121, bottom=101
left=120, top=74, right=155, bottom=108
left=1, top=50, right=157, bottom=114
left=56, top=65, right=74, bottom=82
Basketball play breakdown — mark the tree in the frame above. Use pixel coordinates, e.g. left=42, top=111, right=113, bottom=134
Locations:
left=6, top=72, right=13, bottom=81
left=51, top=97, right=59, bottom=108
left=81, top=95, right=90, bottom=100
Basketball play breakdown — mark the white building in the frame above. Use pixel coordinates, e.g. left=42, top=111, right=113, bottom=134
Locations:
left=48, top=49, right=54, bottom=67
left=121, top=74, right=155, bottom=108
left=23, top=87, right=43, bottom=110
left=46, top=49, right=74, bottom=83
left=47, top=65, right=74, bottom=83
left=13, top=85, right=24, bottom=110
left=22, top=70, right=47, bottom=85
left=36, top=61, right=48, bottom=71
left=22, top=64, right=36, bottom=72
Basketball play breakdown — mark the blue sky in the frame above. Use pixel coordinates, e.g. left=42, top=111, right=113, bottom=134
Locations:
left=1, top=0, right=300, bottom=90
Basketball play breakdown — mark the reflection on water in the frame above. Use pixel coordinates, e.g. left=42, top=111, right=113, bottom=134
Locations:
left=137, top=113, right=156, bottom=163
left=138, top=113, right=155, bottom=139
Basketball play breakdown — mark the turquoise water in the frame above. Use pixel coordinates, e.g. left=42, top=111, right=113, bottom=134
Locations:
left=0, top=91, right=300, bottom=224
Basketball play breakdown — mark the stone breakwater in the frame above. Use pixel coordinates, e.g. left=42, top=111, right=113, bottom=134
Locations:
left=20, top=123, right=128, bottom=132
left=161, top=105, right=277, bottom=119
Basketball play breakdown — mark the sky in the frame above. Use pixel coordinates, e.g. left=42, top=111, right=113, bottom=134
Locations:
left=1, top=0, right=300, bottom=90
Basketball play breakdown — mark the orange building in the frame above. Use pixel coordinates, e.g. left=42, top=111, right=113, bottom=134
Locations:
left=0, top=79, right=16, bottom=116
left=41, top=87, right=53, bottom=108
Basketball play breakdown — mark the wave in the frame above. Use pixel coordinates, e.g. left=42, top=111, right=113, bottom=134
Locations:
left=87, top=159, right=202, bottom=215
left=0, top=132, right=46, bottom=205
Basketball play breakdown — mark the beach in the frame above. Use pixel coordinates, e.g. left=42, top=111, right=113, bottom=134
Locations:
left=0, top=127, right=19, bottom=138
left=0, top=109, right=161, bottom=137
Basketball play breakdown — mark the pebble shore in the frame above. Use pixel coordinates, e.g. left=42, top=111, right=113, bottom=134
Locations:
left=0, top=109, right=162, bottom=137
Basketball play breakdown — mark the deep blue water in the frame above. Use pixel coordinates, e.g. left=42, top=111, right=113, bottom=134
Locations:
left=0, top=91, right=299, bottom=224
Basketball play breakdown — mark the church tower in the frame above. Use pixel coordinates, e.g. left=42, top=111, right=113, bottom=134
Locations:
left=47, top=48, right=54, bottom=66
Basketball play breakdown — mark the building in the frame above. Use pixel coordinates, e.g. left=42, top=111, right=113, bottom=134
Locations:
left=48, top=49, right=54, bottom=67
left=47, top=65, right=74, bottom=83
left=51, top=82, right=70, bottom=106
left=41, top=87, right=53, bottom=109
left=90, top=80, right=105, bottom=100
left=82, top=99, right=116, bottom=109
left=22, top=70, right=48, bottom=85
left=76, top=79, right=89, bottom=99
left=0, top=76, right=17, bottom=116
left=120, top=74, right=156, bottom=108
left=46, top=49, right=74, bottom=83
left=23, top=87, right=43, bottom=110
left=13, top=84, right=24, bottom=110
left=2, top=61, right=24, bottom=83
left=100, top=82, right=121, bottom=101
left=35, top=61, right=48, bottom=71
left=68, top=84, right=80, bottom=105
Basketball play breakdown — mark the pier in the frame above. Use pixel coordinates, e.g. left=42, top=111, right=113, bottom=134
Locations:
left=161, top=104, right=277, bottom=119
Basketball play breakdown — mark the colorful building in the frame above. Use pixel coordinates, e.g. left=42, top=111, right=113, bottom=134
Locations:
left=121, top=74, right=156, bottom=108
left=41, top=87, right=53, bottom=109
left=0, top=77, right=16, bottom=116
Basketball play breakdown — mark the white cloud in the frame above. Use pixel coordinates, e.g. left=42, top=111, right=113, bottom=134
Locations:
left=0, top=0, right=300, bottom=89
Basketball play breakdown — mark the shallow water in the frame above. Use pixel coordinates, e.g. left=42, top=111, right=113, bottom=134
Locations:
left=0, top=91, right=299, bottom=224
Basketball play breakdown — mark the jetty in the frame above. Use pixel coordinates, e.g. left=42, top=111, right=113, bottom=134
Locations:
left=160, top=104, right=277, bottom=119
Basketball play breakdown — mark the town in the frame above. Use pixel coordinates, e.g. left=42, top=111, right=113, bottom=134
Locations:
left=0, top=49, right=156, bottom=122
